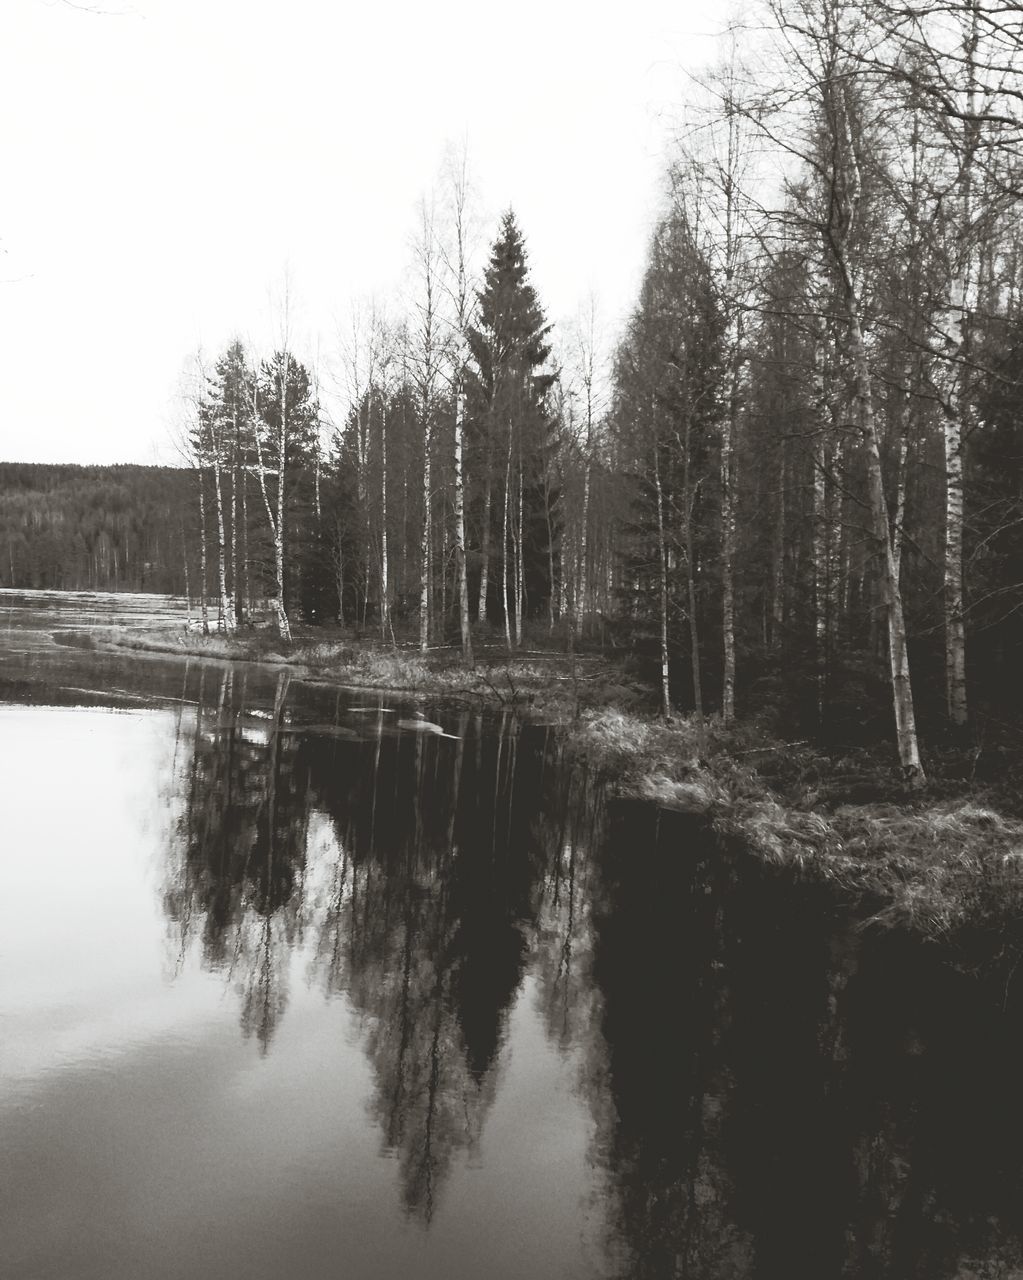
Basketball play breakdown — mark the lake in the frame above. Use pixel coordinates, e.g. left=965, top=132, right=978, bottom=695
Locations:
left=3, top=589, right=1023, bottom=1279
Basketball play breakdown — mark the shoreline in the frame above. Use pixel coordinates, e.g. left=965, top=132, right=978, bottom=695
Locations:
left=92, top=622, right=1023, bottom=943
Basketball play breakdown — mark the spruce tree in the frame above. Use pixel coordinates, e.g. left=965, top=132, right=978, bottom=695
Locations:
left=467, top=211, right=560, bottom=637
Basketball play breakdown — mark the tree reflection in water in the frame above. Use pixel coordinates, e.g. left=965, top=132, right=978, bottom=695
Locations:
left=585, top=806, right=1023, bottom=1280
left=161, top=671, right=1023, bottom=1274
left=164, top=675, right=576, bottom=1221
left=165, top=669, right=307, bottom=1054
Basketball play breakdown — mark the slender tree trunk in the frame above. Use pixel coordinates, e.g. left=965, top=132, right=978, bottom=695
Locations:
left=576, top=459, right=591, bottom=637
left=813, top=423, right=828, bottom=726
left=419, top=415, right=431, bottom=653
left=936, top=0, right=979, bottom=730
left=272, top=360, right=291, bottom=643
left=212, top=453, right=232, bottom=632
left=721, top=364, right=737, bottom=722
left=241, top=465, right=250, bottom=625
left=892, top=431, right=910, bottom=587
left=478, top=466, right=492, bottom=625
left=845, top=289, right=923, bottom=781
left=502, top=423, right=513, bottom=652
left=231, top=419, right=242, bottom=627
left=653, top=446, right=671, bottom=721
left=831, top=82, right=923, bottom=782
left=439, top=514, right=448, bottom=636
left=454, top=387, right=473, bottom=664
left=812, top=336, right=830, bottom=724
left=515, top=459, right=524, bottom=648
left=771, top=439, right=786, bottom=646
left=198, top=468, right=209, bottom=636
left=942, top=405, right=968, bottom=726
left=381, top=399, right=390, bottom=643
left=251, top=374, right=291, bottom=643
left=682, top=426, right=706, bottom=757
left=182, top=525, right=191, bottom=620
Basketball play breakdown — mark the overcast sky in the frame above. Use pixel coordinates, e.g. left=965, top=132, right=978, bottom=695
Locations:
left=0, top=0, right=718, bottom=465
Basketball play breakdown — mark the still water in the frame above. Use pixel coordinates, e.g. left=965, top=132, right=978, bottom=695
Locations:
left=3, top=589, right=1023, bottom=1279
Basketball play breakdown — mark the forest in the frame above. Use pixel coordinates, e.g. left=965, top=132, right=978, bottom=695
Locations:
left=6, top=0, right=1023, bottom=780
left=0, top=463, right=197, bottom=595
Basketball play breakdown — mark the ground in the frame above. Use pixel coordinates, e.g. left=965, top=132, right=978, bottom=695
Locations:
left=92, top=619, right=1023, bottom=944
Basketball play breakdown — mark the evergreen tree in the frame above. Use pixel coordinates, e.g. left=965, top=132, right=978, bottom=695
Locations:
left=466, top=211, right=560, bottom=639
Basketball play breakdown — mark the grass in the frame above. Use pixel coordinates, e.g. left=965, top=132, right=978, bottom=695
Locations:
left=568, top=706, right=1023, bottom=941
left=93, top=620, right=1023, bottom=941
left=93, top=622, right=649, bottom=712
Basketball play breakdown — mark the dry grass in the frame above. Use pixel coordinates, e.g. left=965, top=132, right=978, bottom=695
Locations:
left=100, top=625, right=289, bottom=663
left=97, top=625, right=641, bottom=710
left=94, top=627, right=1023, bottom=939
left=568, top=707, right=1023, bottom=939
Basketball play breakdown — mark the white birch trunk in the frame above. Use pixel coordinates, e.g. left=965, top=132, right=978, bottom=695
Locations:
left=198, top=468, right=209, bottom=636
left=381, top=398, right=390, bottom=643
left=653, top=446, right=671, bottom=721
left=515, top=460, right=524, bottom=648
left=576, top=453, right=591, bottom=638
left=212, top=452, right=233, bottom=632
left=502, top=425, right=512, bottom=652
left=454, top=387, right=473, bottom=663
left=419, top=417, right=431, bottom=653
left=478, top=471, right=492, bottom=625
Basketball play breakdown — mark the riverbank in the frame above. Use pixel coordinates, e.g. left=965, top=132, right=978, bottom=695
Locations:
left=90, top=623, right=646, bottom=712
left=569, top=707, right=1023, bottom=941
left=96, top=622, right=1023, bottom=941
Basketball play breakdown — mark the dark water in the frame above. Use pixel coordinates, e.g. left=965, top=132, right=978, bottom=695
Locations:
left=3, top=590, right=1023, bottom=1279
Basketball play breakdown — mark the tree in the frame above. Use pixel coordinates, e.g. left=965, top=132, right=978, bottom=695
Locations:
left=252, top=348, right=319, bottom=641
left=467, top=211, right=559, bottom=647
left=748, top=0, right=927, bottom=780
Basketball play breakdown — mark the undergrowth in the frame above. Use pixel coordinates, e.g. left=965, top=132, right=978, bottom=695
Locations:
left=94, top=624, right=1023, bottom=940
left=570, top=707, right=1023, bottom=940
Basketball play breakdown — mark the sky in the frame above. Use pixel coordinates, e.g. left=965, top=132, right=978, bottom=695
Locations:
left=0, top=0, right=720, bottom=465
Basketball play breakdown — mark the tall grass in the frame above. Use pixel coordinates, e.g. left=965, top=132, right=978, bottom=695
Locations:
left=569, top=707, right=1023, bottom=939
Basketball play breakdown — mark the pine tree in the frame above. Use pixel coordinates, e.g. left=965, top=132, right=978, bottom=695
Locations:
left=467, top=212, right=560, bottom=643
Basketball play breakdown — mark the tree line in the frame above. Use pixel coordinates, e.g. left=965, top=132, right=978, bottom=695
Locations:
left=6, top=0, right=1023, bottom=769
left=0, top=463, right=196, bottom=594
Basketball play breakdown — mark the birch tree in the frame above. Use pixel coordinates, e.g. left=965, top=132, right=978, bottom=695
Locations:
left=762, top=0, right=926, bottom=780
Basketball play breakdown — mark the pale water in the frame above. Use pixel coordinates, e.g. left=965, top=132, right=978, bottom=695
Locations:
left=2, top=590, right=1022, bottom=1279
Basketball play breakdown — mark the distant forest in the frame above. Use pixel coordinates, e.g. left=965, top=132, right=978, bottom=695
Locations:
left=0, top=463, right=198, bottom=595
left=7, top=0, right=1023, bottom=777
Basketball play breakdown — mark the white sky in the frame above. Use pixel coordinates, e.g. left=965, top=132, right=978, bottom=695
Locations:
left=0, top=0, right=719, bottom=465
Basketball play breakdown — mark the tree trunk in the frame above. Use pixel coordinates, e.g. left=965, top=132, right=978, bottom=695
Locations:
left=241, top=463, right=250, bottom=626
left=771, top=438, right=786, bottom=647
left=942, top=404, right=968, bottom=726
left=845, top=290, right=923, bottom=781
left=831, top=80, right=923, bottom=782
left=478, top=466, right=492, bottom=625
left=653, top=445, right=671, bottom=721
left=813, top=423, right=828, bottom=726
left=273, top=361, right=291, bottom=643
left=232, top=418, right=242, bottom=627
left=381, top=399, right=390, bottom=644
left=515, top=459, right=524, bottom=648
left=198, top=468, right=209, bottom=636
left=251, top=373, right=291, bottom=644
left=682, top=424, right=706, bottom=758
left=721, top=360, right=738, bottom=722
left=576, top=459, right=591, bottom=638
left=454, top=387, right=473, bottom=664
left=212, top=453, right=233, bottom=632
left=419, top=412, right=431, bottom=653
left=502, top=425, right=513, bottom=652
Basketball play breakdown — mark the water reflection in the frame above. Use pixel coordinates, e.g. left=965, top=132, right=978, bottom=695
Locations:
left=155, top=669, right=1023, bottom=1277
left=164, top=671, right=581, bottom=1224
left=587, top=807, right=1023, bottom=1280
